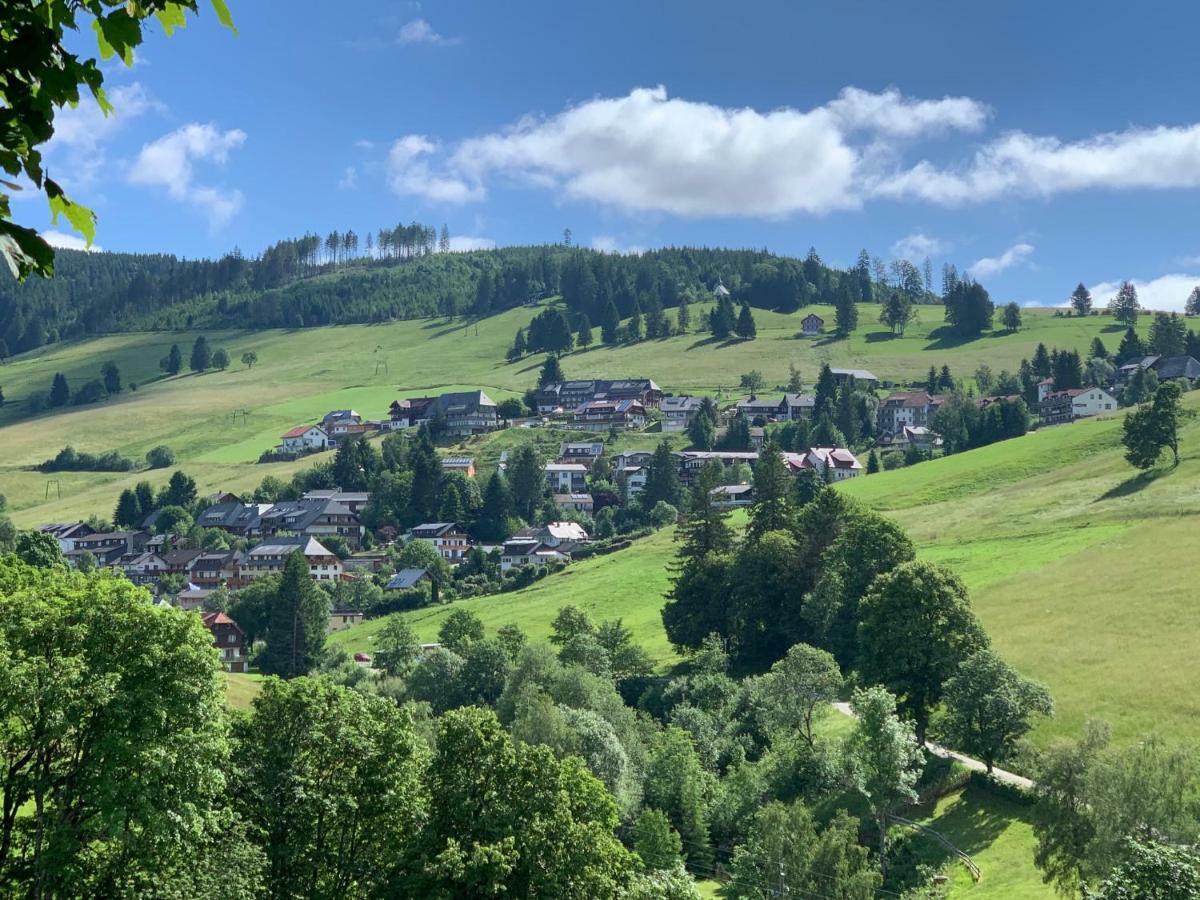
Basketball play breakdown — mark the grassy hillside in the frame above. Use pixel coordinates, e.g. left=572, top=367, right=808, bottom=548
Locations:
left=332, top=394, right=1200, bottom=747
left=0, top=301, right=1146, bottom=525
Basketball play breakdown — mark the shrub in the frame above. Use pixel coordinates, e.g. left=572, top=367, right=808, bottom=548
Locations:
left=39, top=446, right=134, bottom=472
left=145, top=445, right=176, bottom=468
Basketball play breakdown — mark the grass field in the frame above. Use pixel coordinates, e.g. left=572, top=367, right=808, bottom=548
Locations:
left=0, top=302, right=1147, bottom=527
left=222, top=671, right=264, bottom=711
left=329, top=393, right=1200, bottom=747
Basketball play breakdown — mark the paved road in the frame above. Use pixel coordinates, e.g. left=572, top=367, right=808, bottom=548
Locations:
left=831, top=701, right=1036, bottom=791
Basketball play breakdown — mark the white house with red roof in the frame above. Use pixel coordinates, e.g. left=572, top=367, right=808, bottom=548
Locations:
left=281, top=424, right=330, bottom=453
left=783, top=447, right=863, bottom=481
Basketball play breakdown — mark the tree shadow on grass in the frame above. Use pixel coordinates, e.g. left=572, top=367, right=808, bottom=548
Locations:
left=923, top=326, right=987, bottom=352
left=1096, top=465, right=1173, bottom=501
left=864, top=331, right=900, bottom=343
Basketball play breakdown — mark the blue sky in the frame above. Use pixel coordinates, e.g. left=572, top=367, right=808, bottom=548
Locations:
left=26, top=0, right=1200, bottom=309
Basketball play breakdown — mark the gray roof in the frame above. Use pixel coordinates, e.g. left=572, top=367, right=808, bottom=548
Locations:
left=661, top=395, right=704, bottom=413
left=386, top=568, right=430, bottom=590
left=830, top=367, right=879, bottom=382
left=1154, top=355, right=1200, bottom=380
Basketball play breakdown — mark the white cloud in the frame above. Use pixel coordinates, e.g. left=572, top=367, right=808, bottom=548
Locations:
left=968, top=242, right=1035, bottom=278
left=128, top=123, right=247, bottom=229
left=354, top=139, right=375, bottom=150
left=338, top=166, right=358, bottom=190
left=43, top=230, right=103, bottom=252
left=386, top=135, right=482, bottom=203
left=592, top=235, right=646, bottom=255
left=826, top=87, right=988, bottom=138
left=890, top=232, right=946, bottom=260
left=446, top=235, right=495, bottom=252
left=397, top=18, right=459, bottom=45
left=1089, top=273, right=1200, bottom=313
left=875, top=123, right=1200, bottom=205
left=387, top=85, right=987, bottom=216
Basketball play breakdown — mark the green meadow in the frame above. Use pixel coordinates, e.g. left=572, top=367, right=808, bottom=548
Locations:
left=0, top=301, right=1148, bottom=528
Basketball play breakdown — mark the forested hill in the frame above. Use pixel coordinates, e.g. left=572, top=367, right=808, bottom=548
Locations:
left=0, top=232, right=893, bottom=356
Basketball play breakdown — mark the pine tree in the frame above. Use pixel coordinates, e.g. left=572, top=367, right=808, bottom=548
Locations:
left=834, top=284, right=858, bottom=334
left=1070, top=282, right=1092, bottom=316
left=710, top=296, right=736, bottom=339
left=1187, top=286, right=1200, bottom=317
left=734, top=303, right=757, bottom=340
left=48, top=372, right=70, bottom=407
left=114, top=488, right=142, bottom=528
left=676, top=294, right=691, bottom=332
left=259, top=551, right=328, bottom=678
left=439, top=224, right=451, bottom=253
left=641, top=441, right=682, bottom=509
left=1109, top=280, right=1141, bottom=326
left=747, top=439, right=794, bottom=540
left=926, top=366, right=939, bottom=396
left=1089, top=337, right=1108, bottom=360
left=1031, top=343, right=1052, bottom=378
left=627, top=300, right=644, bottom=341
left=1117, top=327, right=1145, bottom=364
left=101, top=361, right=121, bottom=395
left=867, top=449, right=880, bottom=474
left=576, top=314, right=593, bottom=348
left=600, top=298, right=621, bottom=345
left=677, top=458, right=733, bottom=561
left=189, top=335, right=211, bottom=372
left=507, top=328, right=527, bottom=361
left=938, top=364, right=954, bottom=391
left=161, top=343, right=182, bottom=375
left=538, top=355, right=564, bottom=388
left=814, top=364, right=838, bottom=419
left=476, top=472, right=514, bottom=541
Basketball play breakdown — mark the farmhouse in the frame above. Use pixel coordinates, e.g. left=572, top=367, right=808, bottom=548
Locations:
left=281, top=424, right=331, bottom=453
left=196, top=500, right=272, bottom=536
left=500, top=522, right=590, bottom=571
left=429, top=390, right=499, bottom=436
left=801, top=313, right=824, bottom=335
left=387, top=396, right=437, bottom=428
left=441, top=456, right=477, bottom=478
left=408, top=522, right=472, bottom=565
left=322, top=409, right=361, bottom=431
left=190, top=550, right=242, bottom=588
left=122, top=551, right=170, bottom=586
left=1039, top=388, right=1084, bottom=426
left=258, top=496, right=366, bottom=549
left=39, top=521, right=94, bottom=552
left=385, top=567, right=432, bottom=591
left=735, top=394, right=815, bottom=422
left=735, top=396, right=784, bottom=421
left=676, top=451, right=759, bottom=485
left=69, top=530, right=147, bottom=566
left=830, top=367, right=880, bottom=389
left=535, top=378, right=662, bottom=414
left=200, top=612, right=248, bottom=673
left=660, top=395, right=705, bottom=432
left=1116, top=354, right=1200, bottom=385
left=1072, top=387, right=1118, bottom=418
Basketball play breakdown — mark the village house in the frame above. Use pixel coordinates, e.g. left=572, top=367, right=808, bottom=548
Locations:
left=196, top=499, right=272, bottom=536
left=385, top=567, right=433, bottom=591
left=545, top=462, right=588, bottom=493
left=257, top=494, right=366, bottom=549
left=429, top=390, right=500, bottom=436
left=322, top=409, right=362, bottom=431
left=39, top=522, right=94, bottom=553
left=327, top=607, right=364, bottom=633
left=1040, top=388, right=1083, bottom=427
left=175, top=585, right=211, bottom=612
left=559, top=441, right=606, bottom=466
left=613, top=450, right=655, bottom=471
left=200, top=611, right=248, bottom=673
left=408, top=522, right=472, bottom=565
left=660, top=395, right=706, bottom=432
left=387, top=395, right=437, bottom=429
left=342, top=550, right=391, bottom=574
left=570, top=399, right=647, bottom=431
left=801, top=313, right=825, bottom=336
left=676, top=450, right=760, bottom=485
left=619, top=465, right=649, bottom=498
left=830, top=367, right=880, bottom=389
left=122, top=551, right=170, bottom=586
left=887, top=425, right=941, bottom=453
left=441, top=456, right=477, bottom=478
left=710, top=483, right=755, bottom=509
left=500, top=522, right=590, bottom=571
left=735, top=394, right=815, bottom=422
left=241, top=536, right=343, bottom=582
left=535, top=378, right=662, bottom=414
left=162, top=548, right=205, bottom=577
left=877, top=391, right=945, bottom=436
left=783, top=447, right=863, bottom=481
left=1116, top=354, right=1200, bottom=386
left=749, top=427, right=766, bottom=451
left=280, top=424, right=331, bottom=454
left=554, top=492, right=595, bottom=514
left=69, top=530, right=148, bottom=566
left=190, top=550, right=243, bottom=589
left=1072, top=386, right=1119, bottom=418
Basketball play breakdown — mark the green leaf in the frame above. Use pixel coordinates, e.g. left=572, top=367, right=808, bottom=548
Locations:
left=46, top=181, right=97, bottom=248
left=0, top=221, right=55, bottom=281
left=155, top=4, right=188, bottom=36
left=93, top=10, right=141, bottom=65
left=209, top=0, right=238, bottom=35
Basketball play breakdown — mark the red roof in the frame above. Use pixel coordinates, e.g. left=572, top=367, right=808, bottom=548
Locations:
left=201, top=611, right=236, bottom=626
left=282, top=424, right=314, bottom=439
